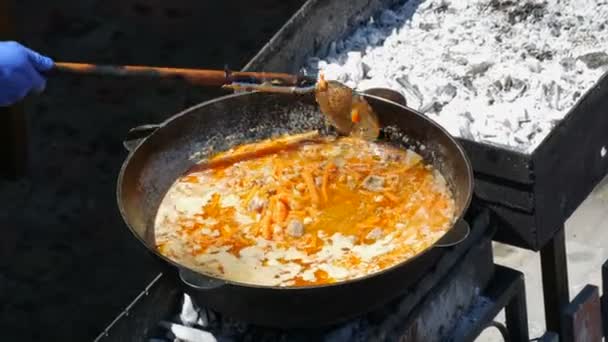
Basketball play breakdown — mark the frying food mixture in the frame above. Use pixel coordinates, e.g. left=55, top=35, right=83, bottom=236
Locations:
left=155, top=132, right=455, bottom=287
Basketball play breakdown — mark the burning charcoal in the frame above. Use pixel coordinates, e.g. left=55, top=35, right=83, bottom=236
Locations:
left=527, top=59, right=542, bottom=73
left=369, top=31, right=385, bottom=46
left=433, top=0, right=451, bottom=13
left=362, top=62, right=372, bottom=78
left=518, top=109, right=531, bottom=126
left=436, top=84, right=458, bottom=103
left=419, top=22, right=436, bottom=31
left=460, top=77, right=477, bottom=95
left=462, top=111, right=475, bottom=123
left=459, top=125, right=475, bottom=140
left=324, top=321, right=359, bottom=341
left=220, top=315, right=249, bottom=335
left=542, top=81, right=557, bottom=109
left=159, top=322, right=217, bottom=342
left=180, top=294, right=200, bottom=326
left=514, top=135, right=527, bottom=145
left=578, top=52, right=608, bottom=69
left=549, top=22, right=562, bottom=37
left=327, top=42, right=337, bottom=58
left=492, top=80, right=503, bottom=91
left=507, top=1, right=547, bottom=24
left=555, top=85, right=563, bottom=111
left=395, top=75, right=424, bottom=108
left=362, top=175, right=385, bottom=191
left=380, top=10, right=400, bottom=26
left=198, top=308, right=210, bottom=328
left=206, top=310, right=218, bottom=327
left=466, top=62, right=493, bottom=77
left=560, top=57, right=577, bottom=71
left=419, top=101, right=444, bottom=114
left=305, top=0, right=608, bottom=151
left=454, top=57, right=469, bottom=66
left=503, top=76, right=527, bottom=100
left=503, top=76, right=514, bottom=91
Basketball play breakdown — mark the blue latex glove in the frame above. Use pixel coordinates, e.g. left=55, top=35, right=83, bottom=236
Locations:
left=0, top=41, right=54, bottom=107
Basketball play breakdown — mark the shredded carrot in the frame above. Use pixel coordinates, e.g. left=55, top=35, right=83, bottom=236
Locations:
left=244, top=188, right=258, bottom=208
left=273, top=199, right=288, bottom=223
left=187, top=131, right=319, bottom=174
left=262, top=223, right=273, bottom=240
left=318, top=73, right=328, bottom=91
left=161, top=134, right=457, bottom=287
left=260, top=199, right=274, bottom=239
left=384, top=191, right=400, bottom=203
left=302, top=169, right=320, bottom=206
left=321, top=162, right=336, bottom=202
left=181, top=175, right=199, bottom=183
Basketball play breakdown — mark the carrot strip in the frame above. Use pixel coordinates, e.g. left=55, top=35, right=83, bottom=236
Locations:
left=262, top=223, right=273, bottom=240
left=243, top=188, right=258, bottom=207
left=303, top=169, right=320, bottom=206
left=187, top=131, right=320, bottom=173
left=260, top=199, right=274, bottom=239
left=384, top=191, right=400, bottom=203
left=273, top=199, right=288, bottom=223
left=321, top=162, right=335, bottom=202
left=219, top=225, right=234, bottom=239
left=351, top=108, right=361, bottom=123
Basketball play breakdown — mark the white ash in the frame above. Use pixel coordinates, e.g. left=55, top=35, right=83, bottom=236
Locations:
left=304, top=0, right=608, bottom=152
left=159, top=321, right=217, bottom=342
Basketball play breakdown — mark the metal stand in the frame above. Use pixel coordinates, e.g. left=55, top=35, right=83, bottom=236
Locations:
left=451, top=265, right=530, bottom=342
left=563, top=284, right=603, bottom=342
left=540, top=227, right=570, bottom=339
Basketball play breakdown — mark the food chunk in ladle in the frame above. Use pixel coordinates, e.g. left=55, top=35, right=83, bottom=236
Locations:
left=223, top=74, right=381, bottom=141
left=314, top=74, right=381, bottom=141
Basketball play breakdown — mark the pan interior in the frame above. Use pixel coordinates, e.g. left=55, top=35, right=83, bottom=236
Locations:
left=118, top=92, right=472, bottom=282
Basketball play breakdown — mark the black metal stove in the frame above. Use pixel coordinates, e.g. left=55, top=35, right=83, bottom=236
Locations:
left=93, top=208, right=530, bottom=342
left=243, top=0, right=608, bottom=338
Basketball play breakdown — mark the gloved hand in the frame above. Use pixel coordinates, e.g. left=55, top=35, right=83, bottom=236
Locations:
left=0, top=41, right=54, bottom=107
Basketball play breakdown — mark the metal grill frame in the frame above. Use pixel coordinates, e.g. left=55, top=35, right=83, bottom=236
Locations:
left=243, top=0, right=608, bottom=251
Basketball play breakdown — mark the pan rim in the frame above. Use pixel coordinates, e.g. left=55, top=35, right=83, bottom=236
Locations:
left=116, top=91, right=474, bottom=291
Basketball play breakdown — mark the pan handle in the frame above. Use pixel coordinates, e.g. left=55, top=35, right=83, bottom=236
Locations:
left=123, top=124, right=161, bottom=152
left=179, top=268, right=226, bottom=291
left=434, top=219, right=470, bottom=248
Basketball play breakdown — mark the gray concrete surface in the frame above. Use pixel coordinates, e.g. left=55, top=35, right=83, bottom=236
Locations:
left=478, top=175, right=608, bottom=341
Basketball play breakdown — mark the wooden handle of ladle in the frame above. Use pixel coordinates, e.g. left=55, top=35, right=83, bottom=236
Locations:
left=50, top=62, right=315, bottom=87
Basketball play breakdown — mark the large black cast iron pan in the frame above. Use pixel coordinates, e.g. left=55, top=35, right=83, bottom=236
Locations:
left=117, top=90, right=474, bottom=328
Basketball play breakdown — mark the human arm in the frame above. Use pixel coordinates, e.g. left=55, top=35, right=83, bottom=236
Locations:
left=0, top=41, right=54, bottom=107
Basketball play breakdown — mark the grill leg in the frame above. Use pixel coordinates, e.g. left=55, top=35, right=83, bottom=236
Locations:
left=540, top=227, right=570, bottom=338
left=602, top=259, right=607, bottom=337
left=505, top=274, right=529, bottom=342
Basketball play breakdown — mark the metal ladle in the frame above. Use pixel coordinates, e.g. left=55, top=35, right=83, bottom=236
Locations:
left=51, top=62, right=406, bottom=139
left=223, top=75, right=407, bottom=141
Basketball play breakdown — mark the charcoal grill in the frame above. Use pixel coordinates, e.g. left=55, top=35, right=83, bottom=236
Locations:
left=94, top=209, right=533, bottom=342
left=243, top=0, right=608, bottom=337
